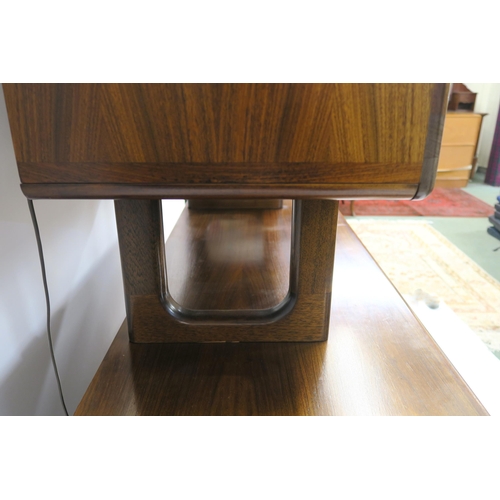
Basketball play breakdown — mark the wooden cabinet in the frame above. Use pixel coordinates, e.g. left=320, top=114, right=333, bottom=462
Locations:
left=2, top=84, right=449, bottom=344
left=435, top=111, right=486, bottom=188
left=3, top=83, right=447, bottom=201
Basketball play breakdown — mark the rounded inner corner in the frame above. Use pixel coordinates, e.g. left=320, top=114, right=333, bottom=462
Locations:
left=160, top=199, right=299, bottom=322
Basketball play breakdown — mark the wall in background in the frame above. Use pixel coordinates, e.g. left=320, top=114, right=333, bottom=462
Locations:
left=0, top=86, right=126, bottom=415
left=465, top=83, right=500, bottom=169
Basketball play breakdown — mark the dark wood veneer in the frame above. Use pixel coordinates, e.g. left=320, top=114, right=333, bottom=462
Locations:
left=115, top=199, right=338, bottom=342
left=20, top=182, right=420, bottom=200
left=6, top=83, right=480, bottom=414
left=75, top=216, right=487, bottom=416
left=167, top=200, right=291, bottom=310
left=3, top=83, right=448, bottom=200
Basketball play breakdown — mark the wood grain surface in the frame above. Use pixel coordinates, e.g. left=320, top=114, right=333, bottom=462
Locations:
left=115, top=200, right=338, bottom=342
left=75, top=216, right=488, bottom=416
left=3, top=83, right=448, bottom=199
left=166, top=201, right=292, bottom=311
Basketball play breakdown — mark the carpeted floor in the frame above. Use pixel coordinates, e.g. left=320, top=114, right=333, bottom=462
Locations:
left=341, top=188, right=495, bottom=217
left=348, top=219, right=500, bottom=359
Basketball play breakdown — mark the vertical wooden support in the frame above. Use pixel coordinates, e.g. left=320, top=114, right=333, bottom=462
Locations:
left=114, top=200, right=164, bottom=328
left=115, top=199, right=338, bottom=342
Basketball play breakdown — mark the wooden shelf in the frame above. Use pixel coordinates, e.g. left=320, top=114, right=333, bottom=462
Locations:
left=75, top=215, right=487, bottom=416
left=165, top=201, right=292, bottom=312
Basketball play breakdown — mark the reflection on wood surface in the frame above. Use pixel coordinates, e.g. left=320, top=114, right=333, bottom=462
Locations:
left=166, top=201, right=292, bottom=311
left=75, top=216, right=488, bottom=415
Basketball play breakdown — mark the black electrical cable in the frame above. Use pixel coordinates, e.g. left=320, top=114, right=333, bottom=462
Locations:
left=27, top=199, right=69, bottom=416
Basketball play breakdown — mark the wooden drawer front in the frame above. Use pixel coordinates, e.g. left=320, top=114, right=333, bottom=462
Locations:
left=2, top=83, right=448, bottom=200
left=438, top=145, right=475, bottom=170
left=441, top=114, right=482, bottom=145
left=436, top=168, right=471, bottom=180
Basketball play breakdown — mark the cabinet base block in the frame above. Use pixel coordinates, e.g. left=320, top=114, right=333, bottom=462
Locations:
left=115, top=199, right=339, bottom=343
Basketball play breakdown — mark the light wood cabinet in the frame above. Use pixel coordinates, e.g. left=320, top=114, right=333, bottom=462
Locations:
left=435, top=111, right=486, bottom=188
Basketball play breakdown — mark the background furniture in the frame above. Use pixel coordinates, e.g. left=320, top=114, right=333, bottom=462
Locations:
left=448, top=83, right=477, bottom=112
left=435, top=111, right=486, bottom=188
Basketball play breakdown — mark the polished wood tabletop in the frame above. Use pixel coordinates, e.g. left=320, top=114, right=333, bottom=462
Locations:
left=75, top=215, right=487, bottom=416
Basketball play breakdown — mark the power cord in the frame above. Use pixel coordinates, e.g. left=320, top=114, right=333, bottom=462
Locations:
left=27, top=199, right=69, bottom=416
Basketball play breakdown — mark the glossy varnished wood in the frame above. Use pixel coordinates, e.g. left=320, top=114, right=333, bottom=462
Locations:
left=75, top=216, right=488, bottom=416
left=20, top=182, right=420, bottom=200
left=166, top=201, right=292, bottom=311
left=3, top=84, right=448, bottom=199
left=115, top=200, right=338, bottom=342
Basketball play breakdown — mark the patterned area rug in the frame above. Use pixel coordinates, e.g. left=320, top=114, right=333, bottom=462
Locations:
left=348, top=219, right=500, bottom=358
left=340, top=188, right=495, bottom=217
